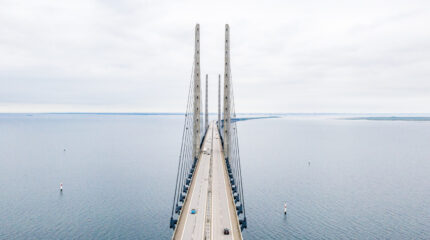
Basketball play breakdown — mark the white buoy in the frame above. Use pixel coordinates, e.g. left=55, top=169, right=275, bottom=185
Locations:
left=284, top=203, right=287, bottom=214
left=60, top=182, right=63, bottom=191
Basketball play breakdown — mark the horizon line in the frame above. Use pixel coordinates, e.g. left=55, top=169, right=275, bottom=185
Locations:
left=0, top=112, right=429, bottom=115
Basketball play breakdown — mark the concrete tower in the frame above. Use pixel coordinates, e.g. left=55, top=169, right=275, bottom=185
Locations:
left=218, top=74, right=221, bottom=132
left=205, top=74, right=209, bottom=132
left=223, top=24, right=231, bottom=160
left=193, top=24, right=201, bottom=161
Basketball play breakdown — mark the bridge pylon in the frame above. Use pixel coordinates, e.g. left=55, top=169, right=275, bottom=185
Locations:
left=221, top=24, right=247, bottom=231
left=193, top=24, right=201, bottom=162
left=223, top=24, right=231, bottom=160
left=205, top=74, right=209, bottom=133
left=218, top=74, right=221, bottom=133
left=170, top=24, right=246, bottom=236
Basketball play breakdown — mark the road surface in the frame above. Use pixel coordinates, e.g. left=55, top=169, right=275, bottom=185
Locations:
left=172, top=123, right=242, bottom=240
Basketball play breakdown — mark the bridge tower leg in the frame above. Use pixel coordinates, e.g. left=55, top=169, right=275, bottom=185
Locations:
left=223, top=24, right=231, bottom=160
left=218, top=74, right=221, bottom=132
left=193, top=24, right=201, bottom=162
left=205, top=74, right=209, bottom=132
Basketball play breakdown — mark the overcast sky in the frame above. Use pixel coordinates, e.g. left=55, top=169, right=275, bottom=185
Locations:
left=0, top=0, right=429, bottom=113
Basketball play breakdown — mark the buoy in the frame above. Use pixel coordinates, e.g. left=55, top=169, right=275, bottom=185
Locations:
left=60, top=182, right=63, bottom=191
left=284, top=203, right=287, bottom=214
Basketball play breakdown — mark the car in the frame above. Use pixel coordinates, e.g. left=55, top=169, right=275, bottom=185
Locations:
left=224, top=228, right=230, bottom=235
left=190, top=209, right=197, bottom=214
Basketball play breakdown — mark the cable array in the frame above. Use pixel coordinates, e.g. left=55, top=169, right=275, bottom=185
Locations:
left=220, top=67, right=247, bottom=230
left=170, top=62, right=199, bottom=229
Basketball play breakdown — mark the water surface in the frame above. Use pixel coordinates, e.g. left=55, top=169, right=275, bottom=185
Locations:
left=0, top=114, right=429, bottom=239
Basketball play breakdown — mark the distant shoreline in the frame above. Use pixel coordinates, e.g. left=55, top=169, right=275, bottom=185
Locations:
left=1, top=113, right=430, bottom=121
left=343, top=117, right=430, bottom=121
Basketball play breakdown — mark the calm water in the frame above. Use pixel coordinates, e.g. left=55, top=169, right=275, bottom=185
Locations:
left=0, top=114, right=429, bottom=239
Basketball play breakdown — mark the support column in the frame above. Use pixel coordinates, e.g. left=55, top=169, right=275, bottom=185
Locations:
left=193, top=24, right=201, bottom=161
left=223, top=24, right=231, bottom=160
left=205, top=74, right=209, bottom=132
left=218, top=74, right=221, bottom=132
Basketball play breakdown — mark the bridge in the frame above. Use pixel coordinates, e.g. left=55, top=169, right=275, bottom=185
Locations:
left=170, top=24, right=247, bottom=239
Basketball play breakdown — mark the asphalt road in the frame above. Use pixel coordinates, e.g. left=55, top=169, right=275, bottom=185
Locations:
left=172, top=123, right=241, bottom=240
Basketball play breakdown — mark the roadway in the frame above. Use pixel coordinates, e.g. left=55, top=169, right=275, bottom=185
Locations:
left=172, top=122, right=242, bottom=240
left=211, top=123, right=242, bottom=240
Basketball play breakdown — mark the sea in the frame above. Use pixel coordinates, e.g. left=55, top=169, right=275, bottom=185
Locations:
left=0, top=113, right=429, bottom=239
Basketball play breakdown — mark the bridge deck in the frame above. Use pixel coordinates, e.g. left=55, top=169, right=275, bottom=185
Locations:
left=172, top=122, right=242, bottom=240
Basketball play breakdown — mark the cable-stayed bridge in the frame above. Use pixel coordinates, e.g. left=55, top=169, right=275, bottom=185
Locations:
left=170, top=24, right=246, bottom=240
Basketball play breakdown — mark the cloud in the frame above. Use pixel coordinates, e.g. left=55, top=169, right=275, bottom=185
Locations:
left=0, top=0, right=429, bottom=113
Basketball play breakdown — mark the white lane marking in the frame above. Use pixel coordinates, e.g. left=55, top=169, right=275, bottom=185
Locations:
left=211, top=186, right=214, bottom=240
left=180, top=128, right=211, bottom=240
left=213, top=129, right=221, bottom=239
left=210, top=128, right=234, bottom=240
left=200, top=128, right=212, bottom=239
left=211, top=124, right=215, bottom=240
left=201, top=126, right=211, bottom=239
left=179, top=161, right=197, bottom=240
left=201, top=172, right=207, bottom=239
left=220, top=130, right=234, bottom=240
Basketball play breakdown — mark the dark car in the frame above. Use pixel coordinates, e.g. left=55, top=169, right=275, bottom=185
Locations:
left=224, top=228, right=230, bottom=235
